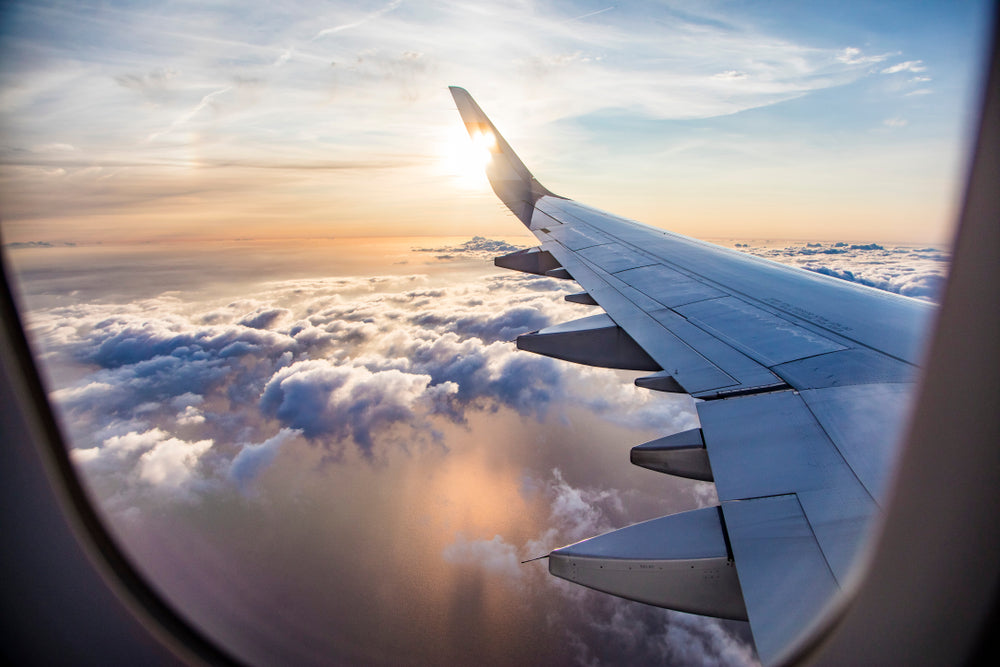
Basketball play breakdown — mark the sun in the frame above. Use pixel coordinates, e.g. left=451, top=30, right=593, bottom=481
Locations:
left=438, top=123, right=495, bottom=190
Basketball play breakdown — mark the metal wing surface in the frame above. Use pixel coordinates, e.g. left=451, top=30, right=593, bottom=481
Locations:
left=449, top=86, right=933, bottom=665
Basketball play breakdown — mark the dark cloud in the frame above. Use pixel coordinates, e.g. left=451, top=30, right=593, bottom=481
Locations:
left=237, top=307, right=291, bottom=330
left=4, top=240, right=76, bottom=248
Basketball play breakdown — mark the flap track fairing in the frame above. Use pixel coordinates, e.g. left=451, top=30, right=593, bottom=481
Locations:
left=548, top=506, right=747, bottom=620
left=516, top=313, right=660, bottom=371
left=494, top=247, right=561, bottom=276
left=564, top=292, right=598, bottom=305
left=631, top=429, right=714, bottom=481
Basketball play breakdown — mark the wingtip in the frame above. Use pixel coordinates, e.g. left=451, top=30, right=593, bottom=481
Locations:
left=520, top=553, right=550, bottom=564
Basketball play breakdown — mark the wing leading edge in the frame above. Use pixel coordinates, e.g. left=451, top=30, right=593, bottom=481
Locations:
left=449, top=87, right=931, bottom=665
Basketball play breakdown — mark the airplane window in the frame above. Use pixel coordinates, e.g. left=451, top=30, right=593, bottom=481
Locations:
left=1, top=2, right=994, bottom=665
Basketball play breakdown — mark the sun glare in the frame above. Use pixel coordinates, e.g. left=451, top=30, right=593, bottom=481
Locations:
left=439, top=124, right=494, bottom=190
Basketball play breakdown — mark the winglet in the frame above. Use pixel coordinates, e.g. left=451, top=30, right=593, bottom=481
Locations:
left=448, top=86, right=558, bottom=227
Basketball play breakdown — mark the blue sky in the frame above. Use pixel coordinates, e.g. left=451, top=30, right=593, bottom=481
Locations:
left=0, top=0, right=992, bottom=244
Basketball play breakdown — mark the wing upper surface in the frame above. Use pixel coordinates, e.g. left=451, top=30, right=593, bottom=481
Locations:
left=450, top=87, right=931, bottom=665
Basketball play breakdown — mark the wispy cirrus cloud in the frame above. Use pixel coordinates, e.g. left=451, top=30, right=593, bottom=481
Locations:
left=882, top=59, right=927, bottom=74
left=312, top=0, right=403, bottom=40
left=0, top=1, right=981, bottom=246
left=835, top=46, right=894, bottom=66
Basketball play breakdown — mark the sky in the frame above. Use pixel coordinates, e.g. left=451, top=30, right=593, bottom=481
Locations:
left=0, top=0, right=993, bottom=245
left=0, top=1, right=989, bottom=666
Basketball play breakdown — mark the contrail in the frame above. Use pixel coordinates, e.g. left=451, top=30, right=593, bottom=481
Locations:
left=313, top=0, right=403, bottom=39
left=568, top=6, right=614, bottom=22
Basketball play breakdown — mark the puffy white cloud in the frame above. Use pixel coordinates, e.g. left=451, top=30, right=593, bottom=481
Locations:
left=176, top=405, right=206, bottom=425
left=137, top=434, right=213, bottom=490
left=734, top=240, right=950, bottom=302
left=260, top=360, right=457, bottom=454
left=72, top=427, right=213, bottom=502
left=33, top=256, right=689, bottom=504
left=38, top=236, right=936, bottom=511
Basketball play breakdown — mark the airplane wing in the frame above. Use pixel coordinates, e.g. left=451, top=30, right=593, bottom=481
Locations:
left=450, top=86, right=934, bottom=665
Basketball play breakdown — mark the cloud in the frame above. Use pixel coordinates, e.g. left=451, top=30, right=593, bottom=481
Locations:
left=228, top=428, right=299, bottom=489
left=442, top=534, right=523, bottom=580
left=31, top=260, right=691, bottom=504
left=72, top=428, right=213, bottom=503
left=147, top=84, right=234, bottom=141
left=735, top=240, right=949, bottom=303
left=412, top=235, right=525, bottom=259
left=238, top=307, right=292, bottom=330
left=136, top=433, right=213, bottom=490
left=31, top=235, right=940, bottom=666
left=568, top=7, right=615, bottom=23
left=114, top=67, right=179, bottom=105
left=35, top=142, right=78, bottom=152
left=809, top=266, right=946, bottom=300
left=4, top=240, right=76, bottom=249
left=545, top=467, right=624, bottom=543
left=881, top=60, right=927, bottom=74
left=176, top=405, right=205, bottom=425
left=835, top=47, right=893, bottom=66
left=40, top=236, right=936, bottom=510
left=313, top=0, right=403, bottom=39
left=259, top=360, right=456, bottom=454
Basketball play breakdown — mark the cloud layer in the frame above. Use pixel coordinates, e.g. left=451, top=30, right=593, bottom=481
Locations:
left=733, top=239, right=949, bottom=302
left=22, top=235, right=946, bottom=665
left=24, top=239, right=757, bottom=664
